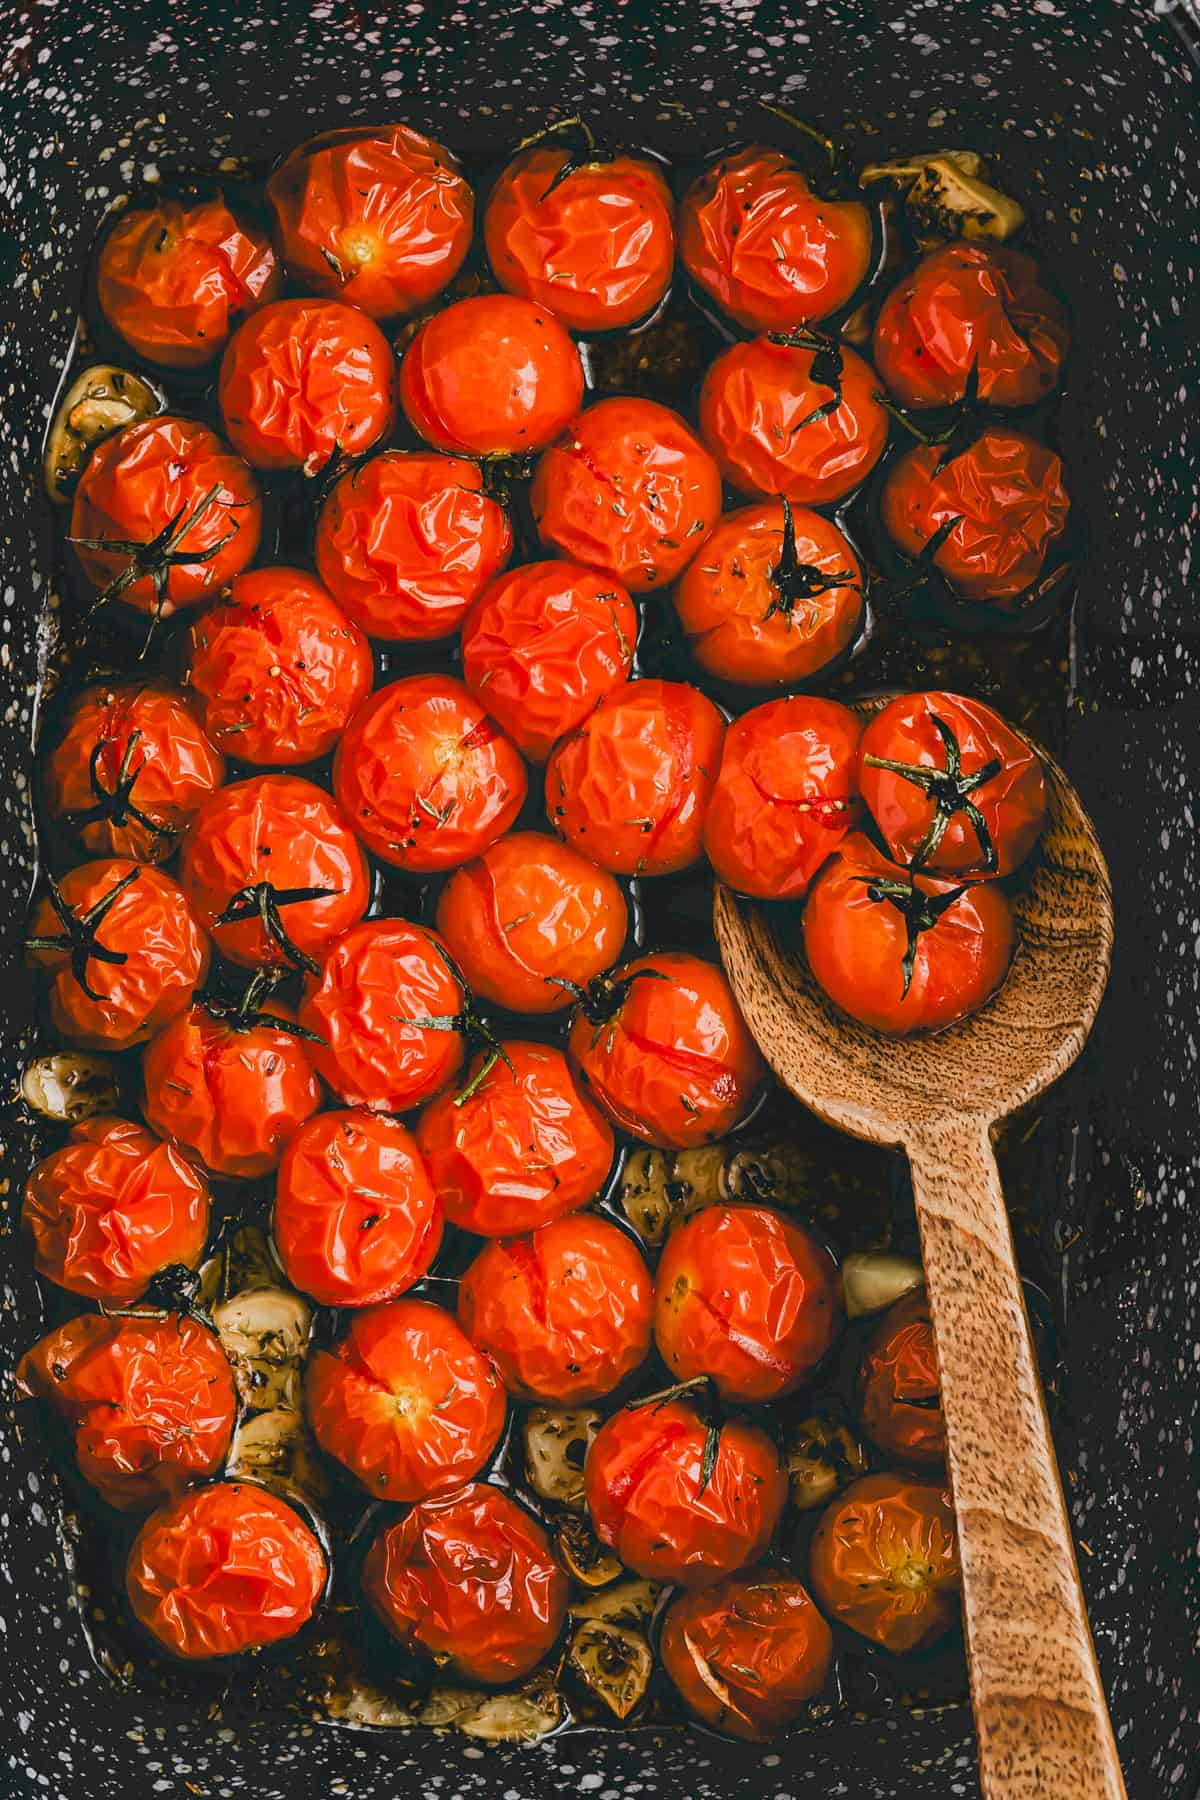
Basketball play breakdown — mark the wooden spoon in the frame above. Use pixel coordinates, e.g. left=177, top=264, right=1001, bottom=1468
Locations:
left=713, top=701, right=1122, bottom=1800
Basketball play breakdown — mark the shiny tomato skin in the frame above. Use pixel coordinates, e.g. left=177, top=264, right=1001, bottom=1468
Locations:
left=274, top=1109, right=443, bottom=1308
left=362, top=1482, right=567, bottom=1684
left=305, top=1299, right=505, bottom=1501
left=416, top=1040, right=614, bottom=1237
left=187, top=566, right=373, bottom=765
left=703, top=695, right=862, bottom=900
left=15, top=1312, right=236, bottom=1513
left=461, top=560, right=637, bottom=762
left=859, top=1290, right=945, bottom=1467
left=126, top=1480, right=327, bottom=1660
left=809, top=1472, right=961, bottom=1652
left=531, top=396, right=723, bottom=591
left=21, top=1115, right=210, bottom=1304
left=660, top=1568, right=833, bottom=1740
left=400, top=294, right=583, bottom=456
left=267, top=124, right=473, bottom=319
left=315, top=450, right=512, bottom=642
left=873, top=244, right=1070, bottom=410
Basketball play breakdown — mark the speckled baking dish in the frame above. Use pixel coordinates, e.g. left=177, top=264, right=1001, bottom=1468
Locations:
left=1, top=3, right=1198, bottom=1797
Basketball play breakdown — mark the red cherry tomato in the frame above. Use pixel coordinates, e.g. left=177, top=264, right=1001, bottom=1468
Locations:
left=96, top=195, right=280, bottom=368
left=266, top=124, right=473, bottom=319
left=703, top=695, right=862, bottom=900
left=333, top=674, right=527, bottom=873
left=568, top=951, right=766, bottom=1150
left=461, top=560, right=637, bottom=762
left=314, top=450, right=512, bottom=642
left=416, top=1040, right=614, bottom=1237
left=305, top=1300, right=505, bottom=1500
left=872, top=244, right=1070, bottom=410
left=219, top=298, right=397, bottom=471
left=858, top=1290, right=945, bottom=1467
left=809, top=1472, right=961, bottom=1652
left=362, top=1482, right=567, bottom=1684
left=531, top=396, right=722, bottom=591
left=15, top=1312, right=236, bottom=1512
left=21, top=1116, right=210, bottom=1304
left=274, top=1109, right=443, bottom=1307
left=126, top=1481, right=326, bottom=1660
left=400, top=294, right=584, bottom=455
left=545, top=678, right=725, bottom=877
left=660, top=1568, right=833, bottom=1740
left=187, top=566, right=373, bottom=765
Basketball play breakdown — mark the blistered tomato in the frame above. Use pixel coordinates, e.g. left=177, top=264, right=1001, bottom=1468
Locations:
left=809, top=1472, right=961, bottom=1652
left=858, top=1289, right=945, bottom=1466
left=660, top=1569, right=833, bottom=1740
left=400, top=294, right=583, bottom=455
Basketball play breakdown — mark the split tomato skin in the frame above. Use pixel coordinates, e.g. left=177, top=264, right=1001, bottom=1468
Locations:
left=400, top=294, right=584, bottom=455
left=809, top=1471, right=961, bottom=1652
left=859, top=1290, right=945, bottom=1467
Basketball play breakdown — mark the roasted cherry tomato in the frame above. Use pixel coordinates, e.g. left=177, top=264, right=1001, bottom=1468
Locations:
left=809, top=1472, right=961, bottom=1652
left=180, top=773, right=370, bottom=970
left=96, top=195, right=280, bottom=368
left=274, top=1109, right=443, bottom=1307
left=266, top=124, right=473, bottom=319
left=219, top=298, right=397, bottom=471
left=461, top=560, right=637, bottom=762
left=699, top=334, right=888, bottom=505
left=70, top=415, right=261, bottom=617
left=673, top=500, right=863, bottom=687
left=680, top=144, right=872, bottom=334
left=802, top=832, right=1016, bottom=1036
left=416, top=1039, right=614, bottom=1237
left=531, top=396, right=722, bottom=591
left=21, top=1115, right=210, bottom=1304
left=315, top=450, right=513, bottom=642
left=568, top=951, right=766, bottom=1150
left=400, top=294, right=584, bottom=455
left=872, top=244, right=1070, bottom=410
left=27, top=858, right=208, bottom=1051
left=857, top=691, right=1048, bottom=878
left=703, top=695, right=862, bottom=900
left=187, top=565, right=373, bottom=765
left=660, top=1568, right=833, bottom=1740
left=362, top=1482, right=567, bottom=1684
left=16, top=1312, right=236, bottom=1512
left=44, top=681, right=225, bottom=865
left=858, top=1290, right=945, bottom=1467
left=654, top=1205, right=841, bottom=1402
left=333, top=673, right=527, bottom=873
left=305, top=1300, right=505, bottom=1501
left=545, top=678, right=725, bottom=877
left=585, top=1396, right=786, bottom=1588
left=125, top=1481, right=327, bottom=1660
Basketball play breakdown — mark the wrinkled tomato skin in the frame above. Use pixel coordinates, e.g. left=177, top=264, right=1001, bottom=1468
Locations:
left=219, top=297, right=398, bottom=471
left=809, top=1472, right=961, bottom=1652
left=703, top=696, right=862, bottom=900
left=458, top=1213, right=653, bottom=1403
left=673, top=503, right=863, bottom=687
left=680, top=145, right=872, bottom=334
left=274, top=1109, right=443, bottom=1308
left=531, top=397, right=723, bottom=592
left=859, top=1290, right=945, bottom=1467
left=126, top=1480, right=327, bottom=1660
left=803, top=832, right=1016, bottom=1036
left=584, top=1397, right=786, bottom=1588
left=654, top=1205, right=842, bottom=1403
left=484, top=147, right=675, bottom=332
left=305, top=1300, right=505, bottom=1501
left=44, top=681, right=226, bottom=864
left=15, top=1312, right=236, bottom=1513
left=416, top=1040, right=614, bottom=1237
left=400, top=294, right=584, bottom=456
left=267, top=124, right=473, bottom=319
left=660, top=1568, right=834, bottom=1740
left=315, top=451, right=512, bottom=642
left=568, top=951, right=766, bottom=1151
left=872, top=244, right=1070, bottom=410
left=96, top=196, right=281, bottom=368
left=545, top=678, right=725, bottom=878
left=461, top=560, right=637, bottom=762
left=333, top=674, right=527, bottom=873
left=21, top=1116, right=210, bottom=1305
left=187, top=566, right=373, bottom=765
left=70, top=415, right=261, bottom=616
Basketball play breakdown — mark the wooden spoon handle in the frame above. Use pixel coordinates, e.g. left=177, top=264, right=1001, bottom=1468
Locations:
left=907, top=1115, right=1125, bottom=1800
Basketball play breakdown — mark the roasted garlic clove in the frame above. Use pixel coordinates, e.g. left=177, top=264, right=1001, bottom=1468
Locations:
left=225, top=1406, right=329, bottom=1501
left=568, top=1618, right=652, bottom=1720
left=323, top=1677, right=418, bottom=1729
left=860, top=150, right=1024, bottom=250
left=619, top=1146, right=675, bottom=1245
left=841, top=1250, right=923, bottom=1319
left=721, top=1140, right=817, bottom=1209
left=199, top=1224, right=286, bottom=1308
left=43, top=363, right=162, bottom=503
left=211, top=1285, right=312, bottom=1412
left=571, top=1578, right=663, bottom=1629
left=20, top=1052, right=120, bottom=1124
left=785, top=1412, right=870, bottom=1512
left=423, top=1673, right=564, bottom=1743
left=557, top=1514, right=622, bottom=1588
left=523, top=1406, right=601, bottom=1511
